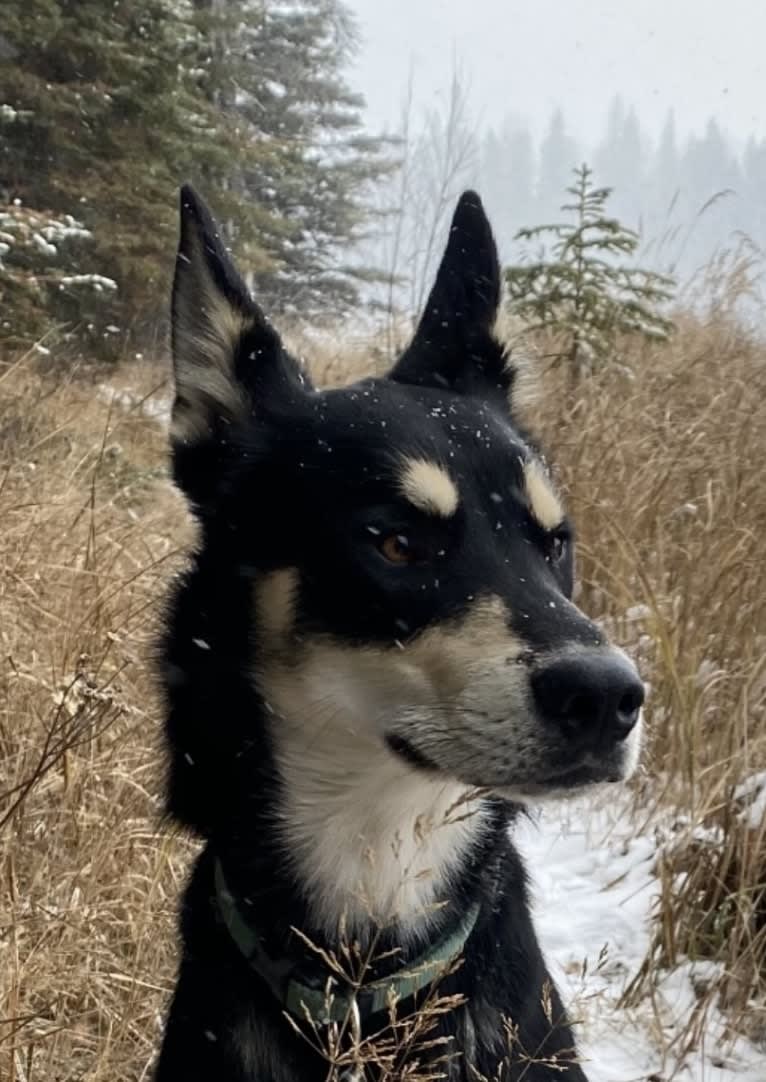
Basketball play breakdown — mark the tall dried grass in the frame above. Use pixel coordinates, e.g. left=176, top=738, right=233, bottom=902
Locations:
left=0, top=354, right=194, bottom=1081
left=526, top=311, right=766, bottom=1042
left=1, top=295, right=765, bottom=1079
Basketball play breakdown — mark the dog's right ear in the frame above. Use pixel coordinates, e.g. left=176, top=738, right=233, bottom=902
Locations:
left=171, top=185, right=308, bottom=506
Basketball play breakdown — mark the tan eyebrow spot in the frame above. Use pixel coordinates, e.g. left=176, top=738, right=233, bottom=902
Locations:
left=398, top=458, right=459, bottom=518
left=523, top=458, right=564, bottom=530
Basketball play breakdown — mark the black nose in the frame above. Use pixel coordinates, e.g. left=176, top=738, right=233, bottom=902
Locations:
left=531, top=651, right=644, bottom=744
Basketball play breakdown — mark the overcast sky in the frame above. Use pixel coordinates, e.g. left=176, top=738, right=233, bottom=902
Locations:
left=348, top=0, right=766, bottom=146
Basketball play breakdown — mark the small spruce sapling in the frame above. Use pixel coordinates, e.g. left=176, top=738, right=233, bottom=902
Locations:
left=505, top=164, right=675, bottom=380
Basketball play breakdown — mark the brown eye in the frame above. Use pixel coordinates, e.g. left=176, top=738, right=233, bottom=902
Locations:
left=380, top=533, right=415, bottom=565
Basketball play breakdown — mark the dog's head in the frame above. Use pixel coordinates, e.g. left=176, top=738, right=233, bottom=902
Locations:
left=169, top=185, right=643, bottom=802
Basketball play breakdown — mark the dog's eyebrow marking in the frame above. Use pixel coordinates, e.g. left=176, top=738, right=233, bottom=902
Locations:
left=522, top=458, right=564, bottom=530
left=399, top=458, right=459, bottom=517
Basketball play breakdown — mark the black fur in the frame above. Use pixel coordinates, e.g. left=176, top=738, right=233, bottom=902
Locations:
left=154, top=185, right=643, bottom=1080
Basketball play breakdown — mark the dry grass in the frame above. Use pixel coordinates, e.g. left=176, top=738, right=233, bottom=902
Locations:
left=526, top=313, right=766, bottom=1042
left=1, top=301, right=765, bottom=1079
left=0, top=353, right=194, bottom=1081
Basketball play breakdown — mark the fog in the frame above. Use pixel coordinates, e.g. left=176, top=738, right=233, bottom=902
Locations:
left=350, top=0, right=766, bottom=293
left=350, top=0, right=766, bottom=145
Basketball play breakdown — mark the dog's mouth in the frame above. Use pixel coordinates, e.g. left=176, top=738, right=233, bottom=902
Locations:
left=385, top=733, right=635, bottom=794
left=385, top=733, right=442, bottom=773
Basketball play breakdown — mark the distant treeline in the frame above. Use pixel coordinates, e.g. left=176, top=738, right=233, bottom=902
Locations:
left=478, top=99, right=766, bottom=283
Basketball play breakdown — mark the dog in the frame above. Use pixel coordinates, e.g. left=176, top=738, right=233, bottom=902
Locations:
left=154, top=184, right=644, bottom=1081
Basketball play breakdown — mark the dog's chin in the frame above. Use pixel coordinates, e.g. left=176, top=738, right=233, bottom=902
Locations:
left=493, top=732, right=643, bottom=803
left=494, top=761, right=629, bottom=804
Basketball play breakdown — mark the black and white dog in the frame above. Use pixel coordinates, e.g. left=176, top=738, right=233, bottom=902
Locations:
left=155, top=185, right=644, bottom=1081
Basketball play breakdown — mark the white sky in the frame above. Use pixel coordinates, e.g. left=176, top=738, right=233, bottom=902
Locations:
left=348, top=0, right=766, bottom=146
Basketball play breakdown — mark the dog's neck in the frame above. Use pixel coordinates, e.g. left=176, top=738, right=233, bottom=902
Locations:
left=273, top=728, right=486, bottom=945
left=248, top=636, right=489, bottom=949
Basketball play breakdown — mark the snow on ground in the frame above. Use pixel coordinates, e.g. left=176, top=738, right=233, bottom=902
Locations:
left=514, top=795, right=765, bottom=1081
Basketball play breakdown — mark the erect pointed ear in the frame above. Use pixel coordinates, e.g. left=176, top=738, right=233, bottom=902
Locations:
left=389, top=190, right=513, bottom=404
left=170, top=185, right=309, bottom=506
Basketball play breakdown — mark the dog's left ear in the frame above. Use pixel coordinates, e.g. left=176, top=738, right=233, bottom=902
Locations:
left=389, top=191, right=512, bottom=405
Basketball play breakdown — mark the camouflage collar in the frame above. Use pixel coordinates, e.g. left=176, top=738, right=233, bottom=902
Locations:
left=214, top=857, right=479, bottom=1025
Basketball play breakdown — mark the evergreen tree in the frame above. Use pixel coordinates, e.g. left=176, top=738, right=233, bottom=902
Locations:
left=0, top=0, right=389, bottom=354
left=0, top=201, right=115, bottom=352
left=0, top=0, right=228, bottom=351
left=681, top=119, right=738, bottom=205
left=679, top=119, right=742, bottom=273
left=479, top=123, right=534, bottom=258
left=655, top=110, right=680, bottom=209
left=743, top=136, right=766, bottom=250
left=505, top=164, right=675, bottom=380
left=536, top=109, right=579, bottom=221
left=193, top=0, right=391, bottom=314
left=505, top=127, right=535, bottom=226
left=593, top=96, right=626, bottom=184
left=479, top=128, right=509, bottom=238
left=594, top=98, right=644, bottom=225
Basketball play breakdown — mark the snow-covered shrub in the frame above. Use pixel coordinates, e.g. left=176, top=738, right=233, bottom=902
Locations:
left=0, top=201, right=118, bottom=356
